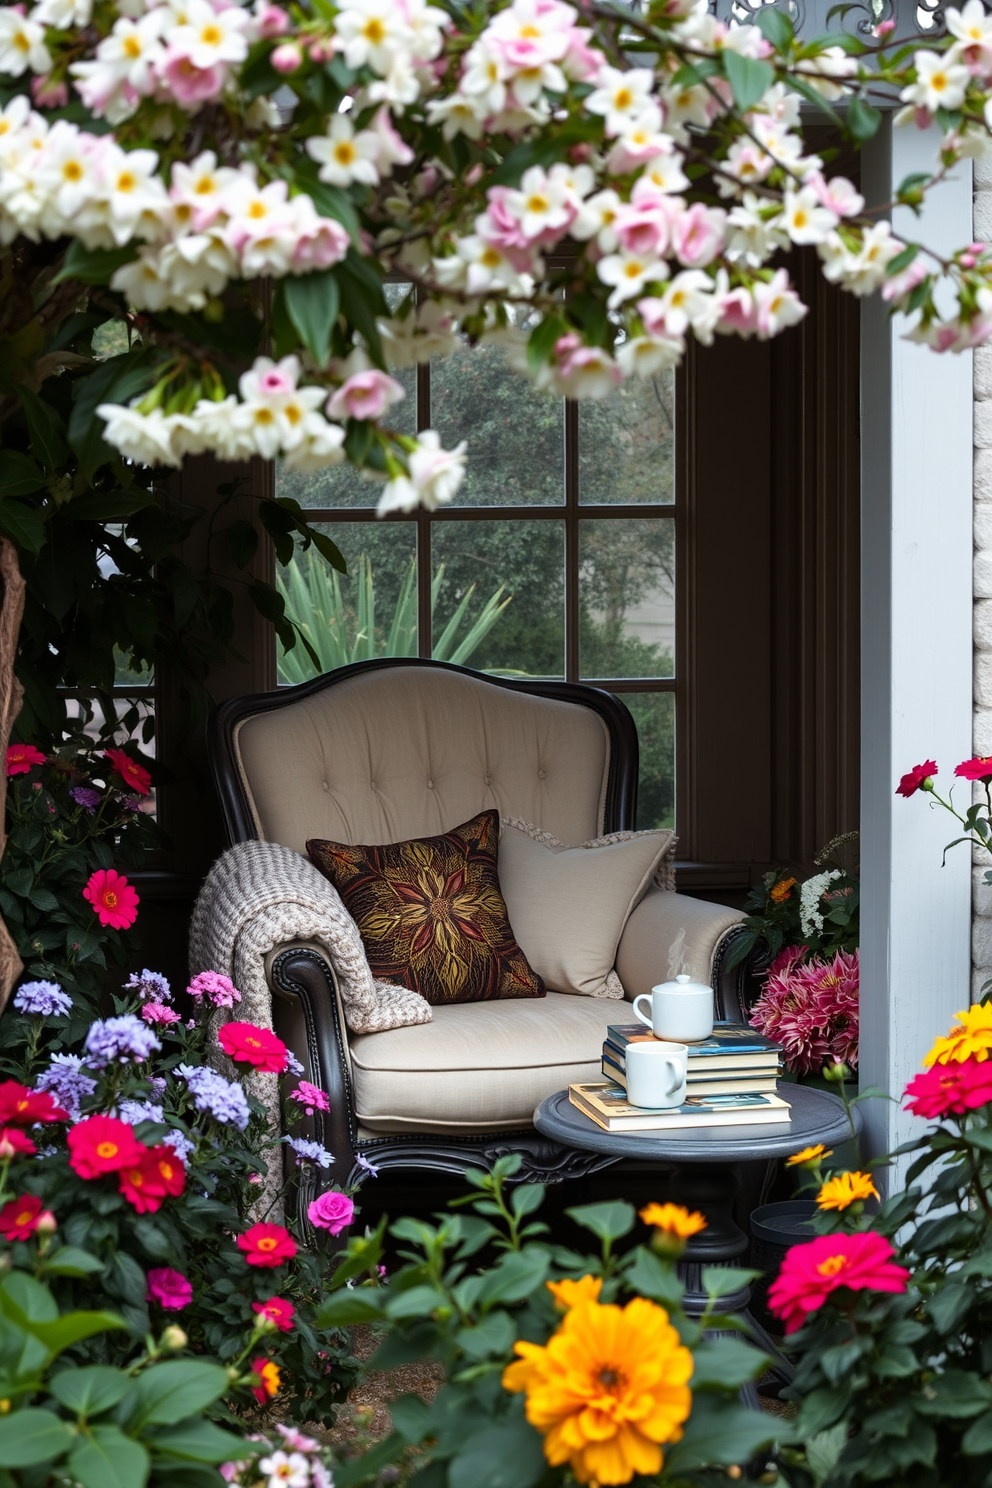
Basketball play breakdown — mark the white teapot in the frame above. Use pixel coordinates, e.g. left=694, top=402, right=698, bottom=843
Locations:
left=632, top=973, right=714, bottom=1043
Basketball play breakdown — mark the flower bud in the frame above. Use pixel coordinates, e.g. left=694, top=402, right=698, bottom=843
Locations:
left=309, top=37, right=335, bottom=61
left=649, top=1231, right=688, bottom=1261
left=35, top=1211, right=57, bottom=1236
left=0, top=1137, right=17, bottom=1160
left=257, top=3, right=290, bottom=35
left=253, top=1312, right=277, bottom=1334
left=162, top=1326, right=188, bottom=1351
left=823, top=1061, right=851, bottom=1083
left=271, top=42, right=302, bottom=72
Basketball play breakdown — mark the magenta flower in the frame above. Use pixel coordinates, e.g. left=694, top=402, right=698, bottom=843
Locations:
left=308, top=1190, right=354, bottom=1235
left=142, top=1002, right=181, bottom=1026
left=186, top=971, right=241, bottom=1008
left=749, top=948, right=859, bottom=1076
left=147, top=1267, right=193, bottom=1310
left=289, top=1080, right=330, bottom=1115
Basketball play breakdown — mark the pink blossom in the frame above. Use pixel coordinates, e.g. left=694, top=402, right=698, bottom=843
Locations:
left=289, top=1080, right=330, bottom=1115
left=327, top=370, right=406, bottom=422
left=31, top=74, right=67, bottom=107
left=477, top=186, right=534, bottom=263
left=371, top=105, right=414, bottom=172
left=613, top=199, right=674, bottom=258
left=271, top=42, right=302, bottom=72
left=292, top=212, right=350, bottom=271
left=186, top=971, right=241, bottom=1008
left=716, top=286, right=757, bottom=337
left=873, top=17, right=895, bottom=35
left=749, top=948, right=859, bottom=1076
left=308, top=1190, right=354, bottom=1234
left=147, top=1266, right=193, bottom=1310
left=159, top=50, right=227, bottom=104
left=142, top=1001, right=181, bottom=1026
left=257, top=4, right=290, bottom=35
left=672, top=203, right=726, bottom=268
left=309, top=38, right=335, bottom=61
left=881, top=256, right=928, bottom=304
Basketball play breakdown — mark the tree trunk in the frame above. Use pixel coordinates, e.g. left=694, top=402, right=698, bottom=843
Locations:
left=0, top=541, right=25, bottom=1010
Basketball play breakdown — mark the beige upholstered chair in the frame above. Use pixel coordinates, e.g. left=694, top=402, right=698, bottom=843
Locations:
left=209, top=660, right=746, bottom=1189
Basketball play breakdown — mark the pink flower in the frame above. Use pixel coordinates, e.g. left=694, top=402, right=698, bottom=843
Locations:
left=613, top=198, right=674, bottom=258
left=159, top=49, right=227, bottom=103
left=30, top=74, right=67, bottom=107
left=6, top=744, right=45, bottom=776
left=142, top=1001, right=181, bottom=1026
left=749, top=949, right=859, bottom=1076
left=271, top=42, right=302, bottom=71
left=82, top=869, right=139, bottom=931
left=326, top=370, right=406, bottom=422
left=147, top=1267, right=193, bottom=1310
left=218, top=1022, right=288, bottom=1074
left=896, top=760, right=938, bottom=797
left=955, top=755, right=992, bottom=783
left=187, top=971, right=241, bottom=1008
left=882, top=257, right=928, bottom=304
left=716, top=286, right=757, bottom=336
left=308, top=1190, right=354, bottom=1235
left=289, top=1080, right=330, bottom=1115
left=671, top=203, right=726, bottom=268
left=256, top=4, right=290, bottom=35
left=904, top=1056, right=992, bottom=1118
left=292, top=214, right=350, bottom=271
left=768, top=1232, right=910, bottom=1335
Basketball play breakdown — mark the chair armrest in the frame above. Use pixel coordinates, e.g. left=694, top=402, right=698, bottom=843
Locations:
left=616, top=888, right=749, bottom=1020
left=267, top=942, right=358, bottom=1204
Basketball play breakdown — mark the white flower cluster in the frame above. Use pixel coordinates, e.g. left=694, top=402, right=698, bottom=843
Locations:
left=329, top=0, right=449, bottom=109
left=799, top=870, right=841, bottom=940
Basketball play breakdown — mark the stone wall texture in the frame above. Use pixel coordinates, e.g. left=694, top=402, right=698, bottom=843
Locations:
left=974, top=154, right=992, bottom=995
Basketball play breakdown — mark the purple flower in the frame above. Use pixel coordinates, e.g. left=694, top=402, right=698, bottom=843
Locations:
left=124, top=968, right=172, bottom=1003
left=84, top=1014, right=161, bottom=1069
left=118, top=1098, right=165, bottom=1127
left=176, top=1064, right=250, bottom=1130
left=36, top=1054, right=97, bottom=1119
left=355, top=1152, right=380, bottom=1178
left=284, top=1049, right=305, bottom=1077
left=284, top=1136, right=334, bottom=1169
left=162, top=1128, right=195, bottom=1163
left=13, top=980, right=72, bottom=1018
left=186, top=971, right=241, bottom=1008
left=71, top=786, right=100, bottom=813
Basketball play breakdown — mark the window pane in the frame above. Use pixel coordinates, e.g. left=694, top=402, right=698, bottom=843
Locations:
left=624, top=692, right=675, bottom=830
left=277, top=284, right=416, bottom=510
left=276, top=522, right=418, bottom=683
left=579, top=518, right=674, bottom=679
left=431, top=519, right=564, bottom=677
left=578, top=366, right=675, bottom=505
left=430, top=341, right=564, bottom=506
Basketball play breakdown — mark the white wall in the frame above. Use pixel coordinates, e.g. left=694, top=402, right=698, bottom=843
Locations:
left=971, top=155, right=992, bottom=994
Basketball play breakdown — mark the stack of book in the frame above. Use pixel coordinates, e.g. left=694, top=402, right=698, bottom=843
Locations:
left=567, top=1021, right=790, bottom=1132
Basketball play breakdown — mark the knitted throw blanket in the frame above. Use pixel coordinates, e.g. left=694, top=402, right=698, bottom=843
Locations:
left=189, top=839, right=433, bottom=1035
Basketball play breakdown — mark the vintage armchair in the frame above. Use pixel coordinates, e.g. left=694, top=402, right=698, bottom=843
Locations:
left=208, top=659, right=748, bottom=1192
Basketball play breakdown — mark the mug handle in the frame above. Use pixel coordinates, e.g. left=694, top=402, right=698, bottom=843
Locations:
left=632, top=993, right=653, bottom=1029
left=662, top=1058, right=683, bottom=1099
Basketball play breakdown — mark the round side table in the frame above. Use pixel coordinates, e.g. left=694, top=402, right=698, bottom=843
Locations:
left=534, top=1084, right=861, bottom=1378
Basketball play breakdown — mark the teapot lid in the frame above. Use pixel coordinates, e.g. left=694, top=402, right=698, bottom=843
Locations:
left=653, top=973, right=711, bottom=994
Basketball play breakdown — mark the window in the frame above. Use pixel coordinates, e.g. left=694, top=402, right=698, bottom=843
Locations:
left=276, top=310, right=676, bottom=829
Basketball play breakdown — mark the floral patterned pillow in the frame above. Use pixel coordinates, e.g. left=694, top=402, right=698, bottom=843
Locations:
left=306, top=809, right=545, bottom=1007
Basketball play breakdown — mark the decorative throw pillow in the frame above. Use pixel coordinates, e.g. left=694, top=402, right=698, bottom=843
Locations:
left=307, top=809, right=545, bottom=1007
left=497, top=819, right=678, bottom=999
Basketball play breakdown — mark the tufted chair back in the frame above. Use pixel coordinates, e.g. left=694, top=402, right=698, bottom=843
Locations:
left=210, top=659, right=638, bottom=851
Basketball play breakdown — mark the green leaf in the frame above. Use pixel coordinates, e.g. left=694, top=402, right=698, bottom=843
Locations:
left=68, top=1426, right=149, bottom=1488
left=69, top=350, right=160, bottom=481
left=701, top=1266, right=760, bottom=1298
left=0, top=496, right=45, bottom=554
left=389, top=1393, right=433, bottom=1444
left=886, top=243, right=919, bottom=277
left=962, top=1408, right=992, bottom=1455
left=0, top=453, right=45, bottom=500
left=316, top=1292, right=384, bottom=1327
left=0, top=1410, right=74, bottom=1467
left=914, top=1369, right=991, bottom=1417
left=755, top=6, right=793, bottom=48
left=44, top=1247, right=105, bottom=1278
left=475, top=1249, right=549, bottom=1307
left=2, top=1272, right=58, bottom=1324
left=283, top=271, right=341, bottom=368
left=54, top=240, right=137, bottom=286
left=299, top=177, right=362, bottom=245
left=847, top=94, right=881, bottom=143
left=623, top=1249, right=684, bottom=1308
left=448, top=1422, right=547, bottom=1488
left=722, top=51, right=775, bottom=113
left=664, top=1395, right=783, bottom=1472
left=928, top=1281, right=973, bottom=1335
left=49, top=1365, right=129, bottom=1416
left=385, top=1285, right=449, bottom=1321
left=526, top=313, right=567, bottom=373
left=28, top=1311, right=127, bottom=1357
left=126, top=1362, right=228, bottom=1429
left=150, top=1419, right=246, bottom=1464
left=455, top=1311, right=516, bottom=1361
left=18, top=388, right=67, bottom=474
left=511, top=1184, right=545, bottom=1219
left=566, top=1200, right=635, bottom=1243
left=689, top=1337, right=769, bottom=1390
left=805, top=1423, right=847, bottom=1481
left=335, top=1432, right=404, bottom=1488
left=63, top=490, right=156, bottom=522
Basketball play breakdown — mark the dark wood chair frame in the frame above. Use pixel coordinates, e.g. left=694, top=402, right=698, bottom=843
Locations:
left=209, top=658, right=750, bottom=1194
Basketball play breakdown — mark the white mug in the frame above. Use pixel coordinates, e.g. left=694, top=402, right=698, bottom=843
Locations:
left=632, top=975, right=714, bottom=1043
left=625, top=1040, right=688, bottom=1109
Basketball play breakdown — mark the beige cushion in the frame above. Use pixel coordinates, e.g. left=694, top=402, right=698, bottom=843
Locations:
left=498, top=821, right=676, bottom=999
left=616, top=886, right=745, bottom=1000
left=349, top=992, right=623, bottom=1132
left=234, top=666, right=611, bottom=852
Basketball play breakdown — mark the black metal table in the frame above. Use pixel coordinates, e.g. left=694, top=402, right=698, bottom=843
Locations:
left=534, top=1083, right=861, bottom=1377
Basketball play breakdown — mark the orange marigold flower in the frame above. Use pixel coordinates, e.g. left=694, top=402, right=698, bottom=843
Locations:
left=546, top=1275, right=603, bottom=1312
left=770, top=876, right=797, bottom=903
left=639, top=1203, right=707, bottom=1239
left=250, top=1356, right=281, bottom=1405
left=817, top=1171, right=879, bottom=1212
left=503, top=1296, right=693, bottom=1485
left=924, top=1004, right=992, bottom=1067
left=785, top=1144, right=832, bottom=1168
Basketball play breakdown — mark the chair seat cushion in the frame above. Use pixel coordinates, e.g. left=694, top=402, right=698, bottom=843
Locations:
left=349, top=992, right=624, bottom=1132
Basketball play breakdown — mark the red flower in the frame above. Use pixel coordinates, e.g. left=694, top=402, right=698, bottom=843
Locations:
left=147, top=1145, right=185, bottom=1198
left=0, top=1082, right=68, bottom=1125
left=237, top=1223, right=297, bottom=1268
left=104, top=748, right=152, bottom=797
left=0, top=1194, right=43, bottom=1240
left=68, top=1115, right=144, bottom=1179
left=82, top=868, right=139, bottom=931
left=904, top=1056, right=992, bottom=1118
left=0, top=1129, right=36, bottom=1158
left=956, top=755, right=992, bottom=783
left=896, top=760, right=938, bottom=797
left=252, top=1297, right=295, bottom=1332
left=118, top=1149, right=168, bottom=1214
left=249, top=1356, right=281, bottom=1405
left=218, top=1022, right=288, bottom=1074
left=768, top=1232, right=910, bottom=1335
left=5, top=745, right=45, bottom=776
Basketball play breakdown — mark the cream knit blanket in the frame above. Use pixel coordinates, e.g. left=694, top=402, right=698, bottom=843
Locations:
left=188, top=839, right=432, bottom=1035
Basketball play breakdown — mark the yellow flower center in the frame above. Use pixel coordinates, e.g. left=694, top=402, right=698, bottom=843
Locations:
left=527, top=193, right=548, bottom=214
left=363, top=17, right=385, bottom=43
left=248, top=200, right=267, bottom=219
left=257, top=1236, right=277, bottom=1251
left=123, top=35, right=142, bottom=57
left=117, top=172, right=136, bottom=193
left=104, top=890, right=118, bottom=909
left=334, top=141, right=357, bottom=165
left=816, top=1254, right=847, bottom=1278
left=14, top=31, right=29, bottom=51
left=96, top=1142, right=119, bottom=1160
left=200, top=23, right=222, bottom=43
left=63, top=161, right=83, bottom=182
left=520, top=23, right=540, bottom=35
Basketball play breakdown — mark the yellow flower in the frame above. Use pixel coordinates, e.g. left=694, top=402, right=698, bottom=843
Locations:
left=816, top=1171, right=879, bottom=1212
left=503, top=1296, right=693, bottom=1486
left=924, top=1004, right=992, bottom=1066
left=639, top=1203, right=707, bottom=1238
left=786, top=1144, right=832, bottom=1168
left=547, top=1275, right=603, bottom=1311
left=770, top=876, right=797, bottom=903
